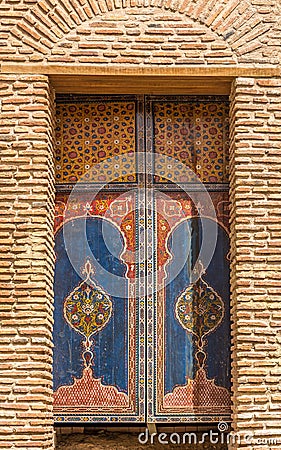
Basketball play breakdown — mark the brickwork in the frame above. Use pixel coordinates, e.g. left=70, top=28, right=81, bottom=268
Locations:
left=229, top=77, right=281, bottom=448
left=44, top=8, right=237, bottom=66
left=0, top=0, right=280, bottom=66
left=0, top=75, right=55, bottom=449
left=0, top=0, right=281, bottom=449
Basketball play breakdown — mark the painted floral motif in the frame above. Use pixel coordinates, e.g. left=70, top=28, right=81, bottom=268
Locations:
left=175, top=277, right=224, bottom=342
left=153, top=101, right=229, bottom=183
left=55, top=102, right=136, bottom=183
left=63, top=260, right=112, bottom=359
left=64, top=281, right=112, bottom=339
left=56, top=259, right=132, bottom=413
left=175, top=276, right=225, bottom=374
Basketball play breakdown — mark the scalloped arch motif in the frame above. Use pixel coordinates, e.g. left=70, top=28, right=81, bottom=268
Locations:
left=6, top=0, right=278, bottom=64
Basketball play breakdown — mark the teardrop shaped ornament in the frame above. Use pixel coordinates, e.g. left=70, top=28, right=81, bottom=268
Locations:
left=175, top=277, right=224, bottom=342
left=63, top=260, right=112, bottom=341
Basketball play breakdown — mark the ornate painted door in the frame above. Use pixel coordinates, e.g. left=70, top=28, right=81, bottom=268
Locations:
left=53, top=96, right=231, bottom=424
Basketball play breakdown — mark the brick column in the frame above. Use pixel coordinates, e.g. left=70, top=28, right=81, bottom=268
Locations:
left=0, top=75, right=55, bottom=449
left=229, top=78, right=281, bottom=448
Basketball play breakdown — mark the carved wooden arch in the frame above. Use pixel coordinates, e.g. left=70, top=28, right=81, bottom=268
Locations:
left=7, top=0, right=277, bottom=64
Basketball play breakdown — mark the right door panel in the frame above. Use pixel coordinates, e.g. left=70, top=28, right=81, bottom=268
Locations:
left=149, top=191, right=231, bottom=423
left=145, top=97, right=231, bottom=423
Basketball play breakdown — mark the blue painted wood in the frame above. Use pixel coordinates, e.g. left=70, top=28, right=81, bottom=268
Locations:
left=53, top=217, right=128, bottom=393
left=165, top=218, right=231, bottom=394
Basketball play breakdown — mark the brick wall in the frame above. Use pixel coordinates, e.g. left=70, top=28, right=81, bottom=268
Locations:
left=0, top=1, right=281, bottom=450
left=0, top=0, right=280, bottom=66
left=229, top=77, right=281, bottom=448
left=0, top=75, right=55, bottom=449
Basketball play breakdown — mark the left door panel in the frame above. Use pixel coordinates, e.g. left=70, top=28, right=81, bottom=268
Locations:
left=53, top=192, right=145, bottom=423
left=52, top=93, right=145, bottom=423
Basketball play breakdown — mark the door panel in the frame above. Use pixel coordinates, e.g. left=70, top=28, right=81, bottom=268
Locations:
left=53, top=97, right=146, bottom=423
left=53, top=192, right=145, bottom=423
left=54, top=98, right=138, bottom=184
left=147, top=191, right=231, bottom=422
left=150, top=98, right=229, bottom=184
left=144, top=97, right=231, bottom=422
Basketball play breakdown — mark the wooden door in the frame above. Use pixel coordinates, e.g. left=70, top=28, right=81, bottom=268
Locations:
left=52, top=96, right=231, bottom=424
left=145, top=97, right=231, bottom=423
left=53, top=97, right=146, bottom=423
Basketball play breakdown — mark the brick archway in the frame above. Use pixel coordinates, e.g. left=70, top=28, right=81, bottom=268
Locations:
left=5, top=0, right=278, bottom=65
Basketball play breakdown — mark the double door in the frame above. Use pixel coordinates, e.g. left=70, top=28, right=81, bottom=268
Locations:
left=52, top=95, right=231, bottom=424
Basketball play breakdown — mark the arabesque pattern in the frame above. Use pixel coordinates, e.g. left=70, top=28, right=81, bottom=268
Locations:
left=55, top=101, right=136, bottom=184
left=153, top=101, right=229, bottom=183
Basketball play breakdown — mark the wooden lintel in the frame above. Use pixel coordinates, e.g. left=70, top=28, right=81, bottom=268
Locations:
left=49, top=75, right=233, bottom=95
left=1, top=63, right=280, bottom=78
